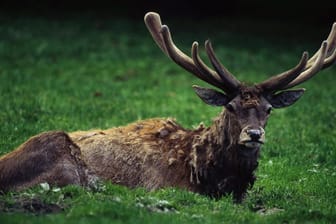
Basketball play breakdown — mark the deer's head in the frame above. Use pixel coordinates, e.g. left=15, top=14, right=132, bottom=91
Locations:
left=145, top=12, right=336, bottom=150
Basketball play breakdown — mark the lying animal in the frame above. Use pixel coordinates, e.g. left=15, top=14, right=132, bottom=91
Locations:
left=0, top=12, right=335, bottom=202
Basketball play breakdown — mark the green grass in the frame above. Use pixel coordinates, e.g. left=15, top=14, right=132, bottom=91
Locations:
left=0, top=14, right=335, bottom=223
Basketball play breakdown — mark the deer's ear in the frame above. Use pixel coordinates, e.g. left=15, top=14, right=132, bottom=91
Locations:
left=192, top=85, right=230, bottom=106
left=268, top=89, right=305, bottom=108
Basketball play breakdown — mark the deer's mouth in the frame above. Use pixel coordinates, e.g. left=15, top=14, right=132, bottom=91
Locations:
left=242, top=141, right=264, bottom=148
left=239, top=140, right=264, bottom=149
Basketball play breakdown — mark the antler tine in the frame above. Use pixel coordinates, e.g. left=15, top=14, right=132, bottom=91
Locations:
left=257, top=52, right=309, bottom=92
left=282, top=41, right=329, bottom=89
left=281, top=23, right=336, bottom=90
left=191, top=41, right=239, bottom=93
left=160, top=25, right=225, bottom=89
left=144, top=12, right=169, bottom=56
left=320, top=22, right=336, bottom=68
left=205, top=40, right=242, bottom=92
left=306, top=22, right=336, bottom=69
left=144, top=12, right=241, bottom=94
left=323, top=46, right=336, bottom=68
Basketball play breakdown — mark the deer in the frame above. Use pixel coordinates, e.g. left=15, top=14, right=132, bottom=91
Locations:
left=0, top=12, right=335, bottom=202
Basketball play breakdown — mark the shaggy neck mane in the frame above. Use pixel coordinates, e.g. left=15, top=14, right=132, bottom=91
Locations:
left=189, top=109, right=259, bottom=200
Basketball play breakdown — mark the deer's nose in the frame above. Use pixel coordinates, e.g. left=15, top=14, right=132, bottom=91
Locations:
left=247, top=129, right=262, bottom=141
left=239, top=127, right=265, bottom=148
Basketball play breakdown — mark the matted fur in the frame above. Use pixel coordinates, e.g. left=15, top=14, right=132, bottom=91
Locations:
left=0, top=108, right=260, bottom=201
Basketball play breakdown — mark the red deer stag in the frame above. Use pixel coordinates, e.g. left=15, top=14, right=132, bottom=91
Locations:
left=0, top=12, right=335, bottom=202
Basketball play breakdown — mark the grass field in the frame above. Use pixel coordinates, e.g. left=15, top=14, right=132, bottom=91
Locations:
left=0, top=13, right=335, bottom=223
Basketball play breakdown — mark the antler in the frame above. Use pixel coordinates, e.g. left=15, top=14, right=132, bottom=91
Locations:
left=145, top=12, right=336, bottom=94
left=258, top=23, right=336, bottom=92
left=144, top=12, right=241, bottom=94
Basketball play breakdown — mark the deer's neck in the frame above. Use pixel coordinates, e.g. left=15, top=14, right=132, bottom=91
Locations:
left=190, top=110, right=236, bottom=181
left=189, top=109, right=259, bottom=199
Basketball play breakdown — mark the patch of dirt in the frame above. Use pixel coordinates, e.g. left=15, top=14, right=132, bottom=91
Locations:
left=0, top=197, right=64, bottom=215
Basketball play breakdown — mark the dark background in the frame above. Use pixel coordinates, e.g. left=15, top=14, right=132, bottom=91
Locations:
left=1, top=0, right=335, bottom=24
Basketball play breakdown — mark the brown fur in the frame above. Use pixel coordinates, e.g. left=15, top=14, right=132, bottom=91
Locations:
left=69, top=118, right=196, bottom=191
left=0, top=106, right=260, bottom=202
left=0, top=131, right=93, bottom=192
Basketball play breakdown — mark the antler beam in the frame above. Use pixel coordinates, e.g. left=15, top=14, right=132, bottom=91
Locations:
left=144, top=12, right=241, bottom=94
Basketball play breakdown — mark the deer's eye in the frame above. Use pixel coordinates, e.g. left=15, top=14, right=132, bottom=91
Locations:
left=266, top=105, right=273, bottom=114
left=226, top=103, right=235, bottom=112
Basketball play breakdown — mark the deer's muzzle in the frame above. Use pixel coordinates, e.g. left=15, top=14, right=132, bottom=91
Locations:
left=238, top=127, right=265, bottom=148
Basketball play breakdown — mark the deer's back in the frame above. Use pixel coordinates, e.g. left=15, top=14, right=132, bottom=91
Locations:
left=69, top=118, right=194, bottom=190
